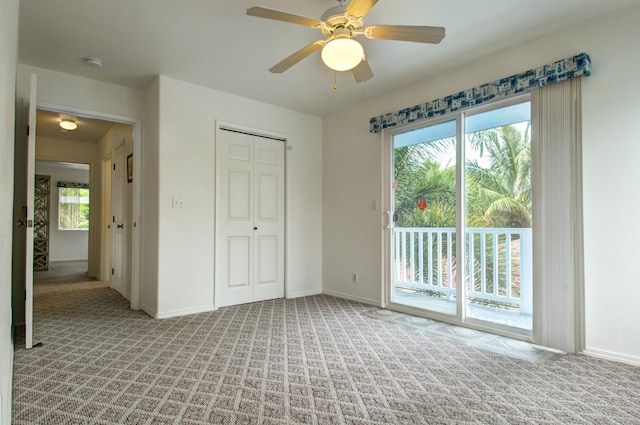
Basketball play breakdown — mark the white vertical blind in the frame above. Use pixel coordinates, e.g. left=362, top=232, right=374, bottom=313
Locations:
left=531, top=78, right=584, bottom=353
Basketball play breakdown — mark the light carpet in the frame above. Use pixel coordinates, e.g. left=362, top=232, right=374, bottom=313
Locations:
left=12, top=264, right=640, bottom=424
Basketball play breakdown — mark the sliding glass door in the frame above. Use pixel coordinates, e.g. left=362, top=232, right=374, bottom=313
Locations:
left=388, top=96, right=533, bottom=336
left=390, top=119, right=458, bottom=316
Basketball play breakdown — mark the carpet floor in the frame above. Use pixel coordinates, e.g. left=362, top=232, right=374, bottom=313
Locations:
left=12, top=262, right=640, bottom=424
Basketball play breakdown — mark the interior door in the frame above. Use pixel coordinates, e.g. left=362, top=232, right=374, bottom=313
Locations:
left=25, top=74, right=37, bottom=349
left=110, top=143, right=125, bottom=294
left=102, top=155, right=111, bottom=281
left=215, top=128, right=285, bottom=308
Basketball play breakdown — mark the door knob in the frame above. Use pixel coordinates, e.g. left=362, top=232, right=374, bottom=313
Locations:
left=253, top=226, right=258, bottom=230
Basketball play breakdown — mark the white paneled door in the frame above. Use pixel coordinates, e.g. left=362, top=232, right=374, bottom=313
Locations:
left=215, top=128, right=285, bottom=308
left=110, top=143, right=126, bottom=295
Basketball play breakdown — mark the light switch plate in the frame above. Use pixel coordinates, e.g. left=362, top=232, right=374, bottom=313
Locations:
left=172, top=196, right=184, bottom=208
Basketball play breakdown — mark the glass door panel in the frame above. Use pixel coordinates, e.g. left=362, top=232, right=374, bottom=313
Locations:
left=391, top=119, right=457, bottom=316
left=463, top=102, right=533, bottom=330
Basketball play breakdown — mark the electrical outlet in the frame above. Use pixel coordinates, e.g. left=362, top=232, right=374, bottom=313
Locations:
left=352, top=272, right=359, bottom=283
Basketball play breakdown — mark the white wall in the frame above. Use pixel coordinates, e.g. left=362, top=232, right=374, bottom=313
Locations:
left=323, top=4, right=640, bottom=362
left=34, top=162, right=90, bottom=262
left=154, top=76, right=323, bottom=318
left=140, top=78, right=159, bottom=315
left=1, top=0, right=19, bottom=422
left=16, top=65, right=145, bottom=120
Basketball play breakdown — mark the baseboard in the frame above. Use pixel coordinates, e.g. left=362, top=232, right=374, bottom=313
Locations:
left=154, top=304, right=216, bottom=320
left=583, top=347, right=640, bottom=366
left=50, top=258, right=88, bottom=263
left=322, top=289, right=380, bottom=307
left=140, top=303, right=157, bottom=319
left=3, top=324, right=15, bottom=425
left=286, top=288, right=323, bottom=299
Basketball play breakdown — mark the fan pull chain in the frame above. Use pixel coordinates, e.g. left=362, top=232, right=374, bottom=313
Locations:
left=333, top=72, right=337, bottom=90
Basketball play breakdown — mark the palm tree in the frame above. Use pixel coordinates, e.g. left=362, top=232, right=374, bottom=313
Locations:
left=393, top=139, right=456, bottom=227
left=466, top=123, right=532, bottom=228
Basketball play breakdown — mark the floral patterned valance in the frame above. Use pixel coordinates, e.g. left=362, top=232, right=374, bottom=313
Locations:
left=369, top=52, right=591, bottom=133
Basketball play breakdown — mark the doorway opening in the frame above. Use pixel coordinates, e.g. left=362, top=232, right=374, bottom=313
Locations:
left=34, top=161, right=91, bottom=277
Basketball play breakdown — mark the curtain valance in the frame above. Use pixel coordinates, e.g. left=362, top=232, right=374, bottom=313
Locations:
left=57, top=181, right=89, bottom=189
left=369, top=52, right=591, bottom=133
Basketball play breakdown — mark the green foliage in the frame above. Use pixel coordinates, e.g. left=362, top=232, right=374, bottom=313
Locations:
left=394, top=140, right=457, bottom=228
left=59, top=188, right=90, bottom=230
left=393, top=123, right=531, bottom=229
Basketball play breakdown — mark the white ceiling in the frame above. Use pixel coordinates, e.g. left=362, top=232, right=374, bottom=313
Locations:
left=35, top=160, right=89, bottom=172
left=18, top=0, right=640, bottom=117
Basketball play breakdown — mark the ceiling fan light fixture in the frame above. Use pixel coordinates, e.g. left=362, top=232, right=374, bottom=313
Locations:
left=60, top=119, right=77, bottom=131
left=321, top=38, right=364, bottom=72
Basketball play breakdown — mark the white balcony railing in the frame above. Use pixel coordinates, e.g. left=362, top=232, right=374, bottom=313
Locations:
left=393, top=227, right=532, bottom=314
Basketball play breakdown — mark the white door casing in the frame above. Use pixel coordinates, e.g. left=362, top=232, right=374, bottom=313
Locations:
left=215, top=128, right=285, bottom=308
left=110, top=143, right=125, bottom=294
left=32, top=102, right=142, bottom=310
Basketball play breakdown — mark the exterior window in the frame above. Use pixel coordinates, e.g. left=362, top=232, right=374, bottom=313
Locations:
left=58, top=186, right=89, bottom=230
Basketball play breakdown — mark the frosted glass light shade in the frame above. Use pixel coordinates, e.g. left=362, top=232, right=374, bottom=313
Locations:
left=321, top=38, right=364, bottom=71
left=60, top=119, right=77, bottom=131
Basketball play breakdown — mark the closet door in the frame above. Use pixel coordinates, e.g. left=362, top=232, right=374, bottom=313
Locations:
left=215, top=129, right=284, bottom=308
left=252, top=138, right=285, bottom=302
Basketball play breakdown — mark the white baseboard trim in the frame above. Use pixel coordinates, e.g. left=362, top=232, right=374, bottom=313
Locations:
left=322, top=289, right=380, bottom=307
left=50, top=258, right=88, bottom=263
left=140, top=303, right=157, bottom=319
left=154, top=305, right=217, bottom=320
left=583, top=348, right=640, bottom=366
left=286, top=288, right=323, bottom=299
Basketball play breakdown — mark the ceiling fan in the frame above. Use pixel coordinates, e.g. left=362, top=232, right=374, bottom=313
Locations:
left=246, top=0, right=445, bottom=83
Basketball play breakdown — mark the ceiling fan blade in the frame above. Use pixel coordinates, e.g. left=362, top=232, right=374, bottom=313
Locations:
left=366, top=25, right=445, bottom=44
left=269, top=40, right=326, bottom=74
left=352, top=59, right=374, bottom=83
left=247, top=6, right=322, bottom=28
left=346, top=0, right=379, bottom=18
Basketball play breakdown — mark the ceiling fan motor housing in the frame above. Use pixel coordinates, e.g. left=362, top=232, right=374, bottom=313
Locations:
left=320, top=6, right=364, bottom=36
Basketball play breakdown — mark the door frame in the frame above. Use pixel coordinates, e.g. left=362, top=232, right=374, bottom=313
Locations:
left=36, top=101, right=142, bottom=310
left=382, top=97, right=534, bottom=342
left=382, top=114, right=464, bottom=326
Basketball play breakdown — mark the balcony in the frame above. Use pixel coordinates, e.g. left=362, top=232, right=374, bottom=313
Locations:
left=392, top=227, right=532, bottom=330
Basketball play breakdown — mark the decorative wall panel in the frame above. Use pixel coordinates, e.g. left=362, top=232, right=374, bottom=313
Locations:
left=34, top=174, right=50, bottom=271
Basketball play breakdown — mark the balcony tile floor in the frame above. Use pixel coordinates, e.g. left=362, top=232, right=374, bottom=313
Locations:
left=393, top=287, right=532, bottom=329
left=364, top=304, right=562, bottom=363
